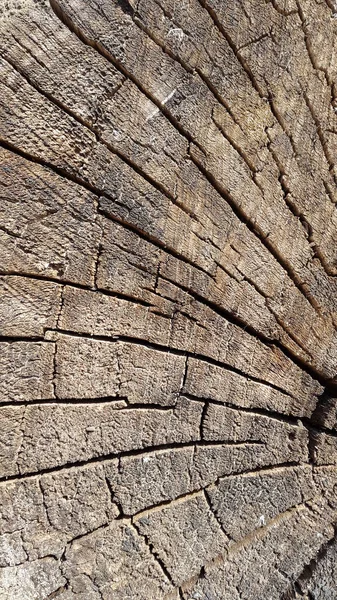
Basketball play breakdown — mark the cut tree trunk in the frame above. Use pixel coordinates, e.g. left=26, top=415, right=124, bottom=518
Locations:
left=1, top=0, right=337, bottom=598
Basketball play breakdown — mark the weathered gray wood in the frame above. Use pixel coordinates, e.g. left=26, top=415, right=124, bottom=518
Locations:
left=1, top=0, right=337, bottom=598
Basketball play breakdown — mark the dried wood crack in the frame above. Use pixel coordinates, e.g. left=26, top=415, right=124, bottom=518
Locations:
left=1, top=0, right=337, bottom=598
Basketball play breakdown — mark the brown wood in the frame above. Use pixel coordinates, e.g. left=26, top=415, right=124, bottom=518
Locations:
left=1, top=0, right=337, bottom=597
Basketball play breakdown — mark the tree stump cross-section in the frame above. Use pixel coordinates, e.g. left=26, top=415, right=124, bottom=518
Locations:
left=1, top=0, right=337, bottom=597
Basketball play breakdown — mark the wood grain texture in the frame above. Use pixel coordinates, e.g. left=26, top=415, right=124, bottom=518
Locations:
left=0, top=0, right=337, bottom=597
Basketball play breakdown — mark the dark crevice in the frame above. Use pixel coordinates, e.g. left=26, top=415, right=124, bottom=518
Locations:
left=46, top=0, right=326, bottom=318
left=324, top=0, right=336, bottom=10
left=132, top=520, right=176, bottom=587
left=66, top=523, right=110, bottom=549
left=158, top=271, right=284, bottom=347
left=310, top=386, right=337, bottom=430
left=2, top=1, right=336, bottom=595
left=9, top=32, right=52, bottom=71
left=185, top=388, right=337, bottom=437
left=269, top=305, right=312, bottom=359
left=0, top=270, right=335, bottom=394
left=105, top=475, right=122, bottom=518
left=267, top=95, right=337, bottom=278
left=38, top=479, right=54, bottom=530
left=267, top=131, right=337, bottom=280
left=55, top=285, right=65, bottom=330
left=233, top=264, right=314, bottom=359
left=0, top=397, right=129, bottom=408
left=184, top=392, right=305, bottom=427
left=0, top=138, right=102, bottom=195
left=296, top=0, right=331, bottom=87
left=47, top=328, right=300, bottom=399
left=48, top=0, right=202, bottom=150
left=0, top=224, right=21, bottom=239
left=52, top=337, right=58, bottom=400
left=0, top=271, right=153, bottom=307
left=1, top=318, right=328, bottom=405
left=266, top=93, right=298, bottom=159
left=98, top=206, right=214, bottom=280
left=322, top=178, right=336, bottom=206
left=179, top=355, right=189, bottom=396
left=133, top=11, right=193, bottom=75
left=133, top=4, right=241, bottom=127
left=46, top=0, right=232, bottom=240
left=0, top=335, right=47, bottom=343
left=305, top=416, right=337, bottom=469
left=211, top=107, right=258, bottom=176
left=1, top=53, right=203, bottom=226
left=197, top=0, right=265, bottom=98
left=116, top=0, right=135, bottom=16
left=130, top=490, right=204, bottom=520
left=44, top=0, right=334, bottom=359
left=190, top=145, right=322, bottom=315
left=203, top=488, right=234, bottom=542
left=303, top=90, right=337, bottom=193
left=305, top=222, right=337, bottom=278
left=93, top=243, right=103, bottom=291
left=216, top=461, right=304, bottom=486
left=281, top=524, right=337, bottom=598
left=217, top=262, right=311, bottom=361
left=179, top=502, right=311, bottom=594
left=0, top=440, right=262, bottom=484
left=265, top=106, right=324, bottom=293
left=199, top=402, right=209, bottom=439
left=44, top=586, right=69, bottom=600
left=0, top=140, right=216, bottom=290
left=306, top=384, right=337, bottom=465
left=238, top=32, right=272, bottom=52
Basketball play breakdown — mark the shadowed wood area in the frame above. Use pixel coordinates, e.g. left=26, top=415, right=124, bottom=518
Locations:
left=1, top=0, right=337, bottom=597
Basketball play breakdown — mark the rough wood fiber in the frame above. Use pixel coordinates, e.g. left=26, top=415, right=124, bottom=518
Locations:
left=0, top=0, right=337, bottom=597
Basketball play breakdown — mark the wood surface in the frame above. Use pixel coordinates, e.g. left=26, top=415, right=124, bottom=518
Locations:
left=1, top=0, right=337, bottom=597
